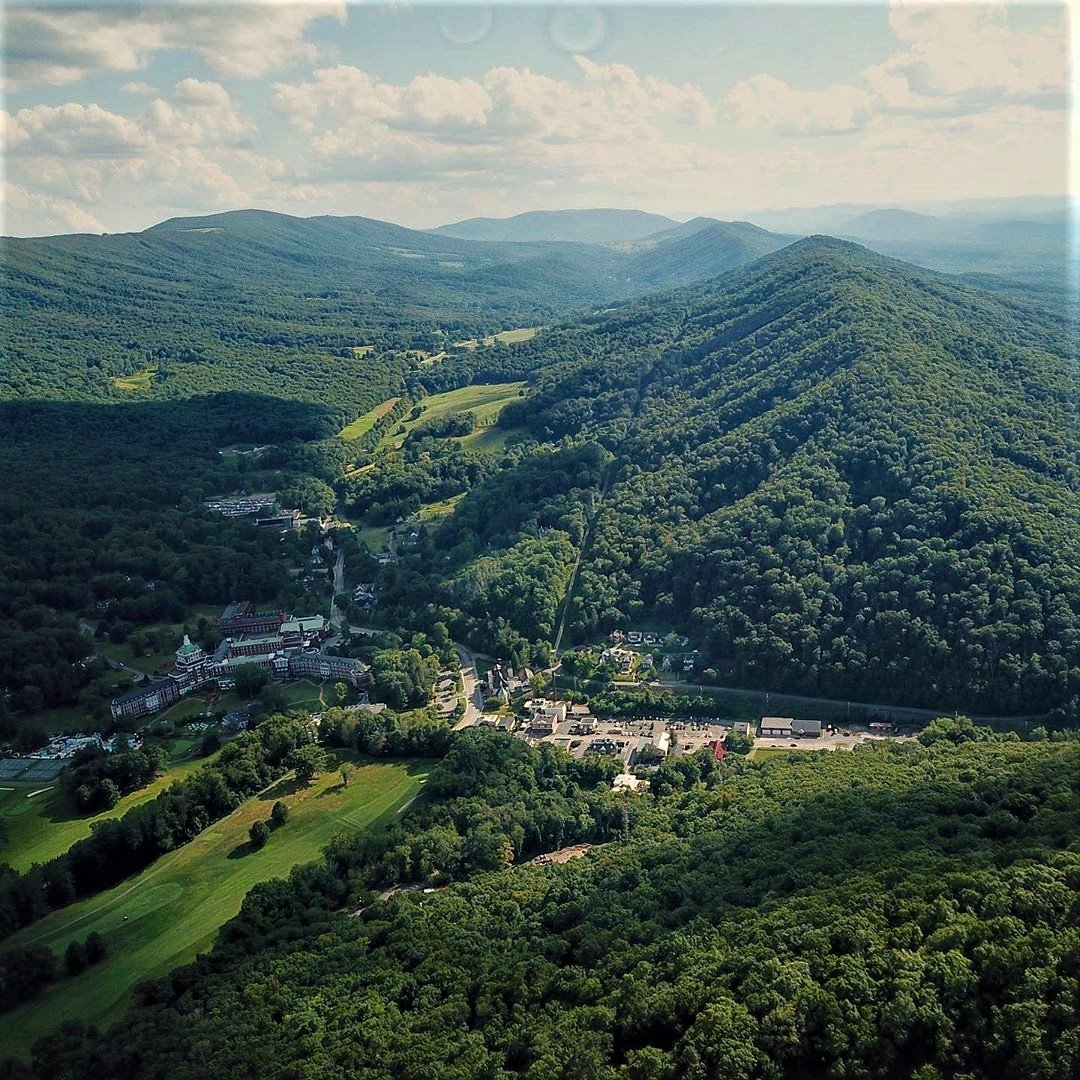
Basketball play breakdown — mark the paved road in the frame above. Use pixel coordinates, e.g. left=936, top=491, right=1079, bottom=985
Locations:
left=78, top=621, right=149, bottom=681
left=453, top=642, right=485, bottom=728
left=753, top=732, right=918, bottom=752
left=345, top=625, right=484, bottom=728
left=330, top=548, right=346, bottom=629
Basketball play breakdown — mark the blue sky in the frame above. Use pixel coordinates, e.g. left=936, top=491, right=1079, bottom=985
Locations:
left=2, top=2, right=1073, bottom=235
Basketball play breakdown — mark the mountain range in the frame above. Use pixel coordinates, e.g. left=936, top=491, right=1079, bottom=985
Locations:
left=7, top=201, right=1073, bottom=409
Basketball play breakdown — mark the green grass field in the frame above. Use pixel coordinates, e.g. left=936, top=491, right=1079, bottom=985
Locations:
left=419, top=493, right=466, bottom=524
left=110, top=367, right=157, bottom=392
left=354, top=521, right=392, bottom=552
left=0, top=756, right=428, bottom=1058
left=453, top=327, right=540, bottom=349
left=378, top=382, right=526, bottom=450
left=101, top=624, right=187, bottom=675
left=455, top=425, right=520, bottom=454
left=0, top=738, right=206, bottom=873
left=340, top=396, right=401, bottom=440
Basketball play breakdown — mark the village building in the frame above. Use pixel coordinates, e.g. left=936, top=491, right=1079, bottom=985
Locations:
left=111, top=607, right=366, bottom=722
left=759, top=716, right=822, bottom=738
left=759, top=716, right=795, bottom=737
left=526, top=698, right=567, bottom=734
left=217, top=601, right=288, bottom=637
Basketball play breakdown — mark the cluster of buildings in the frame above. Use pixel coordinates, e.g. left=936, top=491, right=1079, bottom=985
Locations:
left=111, top=602, right=369, bottom=722
left=33, top=731, right=144, bottom=760
left=353, top=583, right=378, bottom=610
left=610, top=629, right=691, bottom=649
left=499, top=698, right=672, bottom=769
left=490, top=699, right=828, bottom=770
left=483, top=661, right=533, bottom=704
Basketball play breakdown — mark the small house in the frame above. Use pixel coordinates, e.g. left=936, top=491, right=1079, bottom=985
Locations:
left=760, top=716, right=794, bottom=737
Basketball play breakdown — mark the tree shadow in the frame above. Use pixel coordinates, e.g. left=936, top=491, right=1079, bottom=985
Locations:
left=258, top=776, right=307, bottom=801
left=227, top=840, right=262, bottom=860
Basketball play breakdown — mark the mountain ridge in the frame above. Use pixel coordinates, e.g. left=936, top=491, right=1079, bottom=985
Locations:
left=434, top=207, right=678, bottom=244
left=483, top=235, right=1078, bottom=714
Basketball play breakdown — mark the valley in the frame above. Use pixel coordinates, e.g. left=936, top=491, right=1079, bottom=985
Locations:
left=0, top=202, right=1076, bottom=1078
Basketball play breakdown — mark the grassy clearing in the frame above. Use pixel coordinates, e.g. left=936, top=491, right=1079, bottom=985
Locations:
left=101, top=625, right=187, bottom=676
left=0, top=756, right=428, bottom=1058
left=456, top=425, right=520, bottom=455
left=110, top=367, right=156, bottom=392
left=747, top=748, right=791, bottom=761
left=419, top=493, right=466, bottom=524
left=354, top=521, right=392, bottom=552
left=453, top=327, right=540, bottom=349
left=378, top=382, right=526, bottom=450
left=340, top=396, right=400, bottom=440
left=351, top=345, right=375, bottom=358
left=0, top=739, right=207, bottom=872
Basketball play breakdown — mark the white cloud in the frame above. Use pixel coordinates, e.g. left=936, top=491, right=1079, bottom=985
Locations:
left=143, top=80, right=252, bottom=145
left=726, top=1, right=1069, bottom=136
left=271, top=56, right=717, bottom=187
left=121, top=81, right=159, bottom=96
left=2, top=181, right=107, bottom=235
left=4, top=82, right=275, bottom=225
left=4, top=3, right=345, bottom=89
left=727, top=74, right=874, bottom=135
left=3, top=103, right=147, bottom=158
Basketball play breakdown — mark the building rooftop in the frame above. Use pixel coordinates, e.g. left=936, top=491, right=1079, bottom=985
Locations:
left=176, top=635, right=202, bottom=660
left=112, top=680, right=170, bottom=705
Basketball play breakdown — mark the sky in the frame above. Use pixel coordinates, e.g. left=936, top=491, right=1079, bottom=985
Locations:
left=1, top=0, right=1074, bottom=235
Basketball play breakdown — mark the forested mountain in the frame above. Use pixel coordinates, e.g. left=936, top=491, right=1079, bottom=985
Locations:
left=0, top=209, right=626, bottom=403
left=623, top=220, right=796, bottom=286
left=14, top=736, right=1079, bottom=1078
left=434, top=207, right=677, bottom=244
left=418, top=237, right=1079, bottom=717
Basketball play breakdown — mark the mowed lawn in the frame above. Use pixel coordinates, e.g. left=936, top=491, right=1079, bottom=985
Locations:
left=378, top=382, right=526, bottom=450
left=452, top=326, right=540, bottom=349
left=0, top=740, right=205, bottom=873
left=340, top=396, right=400, bottom=440
left=0, top=756, right=428, bottom=1058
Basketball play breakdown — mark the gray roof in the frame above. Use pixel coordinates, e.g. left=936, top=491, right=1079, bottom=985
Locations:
left=112, top=679, right=170, bottom=705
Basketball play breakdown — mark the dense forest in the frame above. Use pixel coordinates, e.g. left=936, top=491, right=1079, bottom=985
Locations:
left=372, top=238, right=1078, bottom=718
left=6, top=735, right=1076, bottom=1078
left=0, top=393, right=347, bottom=733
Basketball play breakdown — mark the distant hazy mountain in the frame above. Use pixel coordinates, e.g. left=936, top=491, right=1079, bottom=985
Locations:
left=831, top=207, right=1076, bottom=303
left=624, top=220, right=796, bottom=286
left=749, top=195, right=1076, bottom=235
left=839, top=209, right=952, bottom=244
left=434, top=208, right=678, bottom=244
